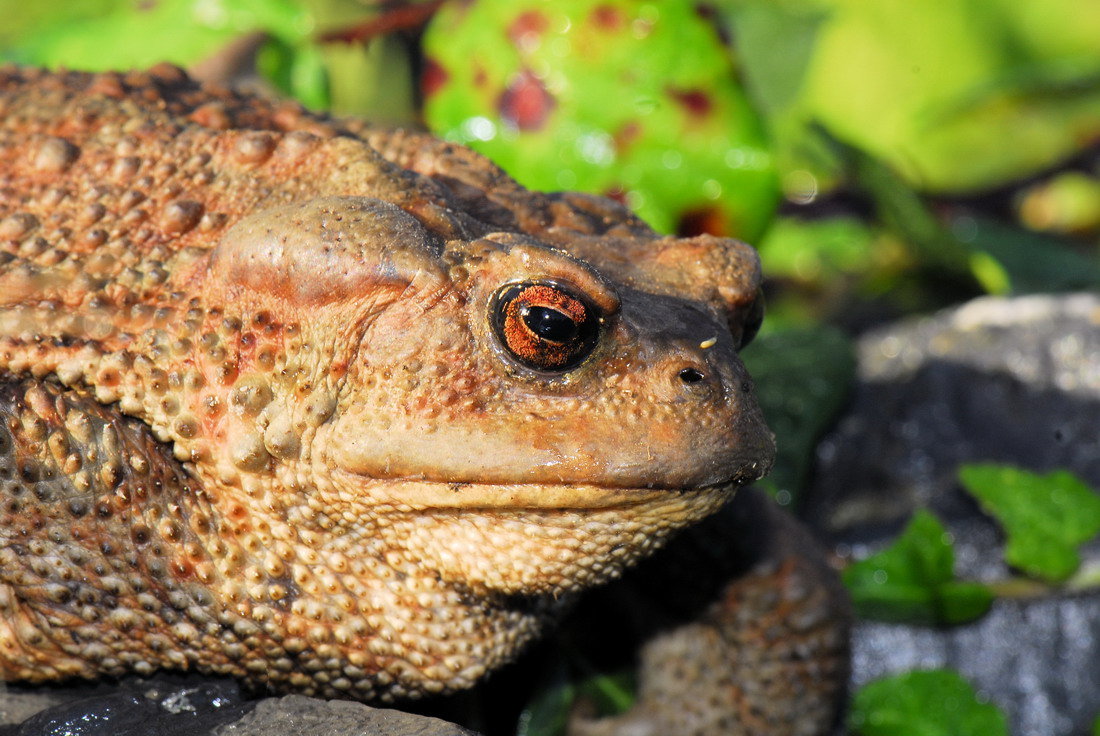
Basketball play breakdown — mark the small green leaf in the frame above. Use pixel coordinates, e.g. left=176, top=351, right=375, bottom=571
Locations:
left=577, top=669, right=636, bottom=716
left=966, top=251, right=1011, bottom=296
left=952, top=217, right=1100, bottom=294
left=843, top=510, right=993, bottom=625
left=850, top=669, right=1008, bottom=736
left=516, top=655, right=574, bottom=736
left=959, top=464, right=1100, bottom=583
left=1093, top=712, right=1100, bottom=736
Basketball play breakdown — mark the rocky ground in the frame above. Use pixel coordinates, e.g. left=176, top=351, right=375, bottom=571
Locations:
left=808, top=293, right=1100, bottom=736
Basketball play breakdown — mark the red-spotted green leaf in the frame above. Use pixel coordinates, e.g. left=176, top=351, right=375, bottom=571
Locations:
left=422, top=0, right=779, bottom=241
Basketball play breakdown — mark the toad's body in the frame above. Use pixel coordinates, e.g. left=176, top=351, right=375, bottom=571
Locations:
left=0, top=66, right=777, bottom=702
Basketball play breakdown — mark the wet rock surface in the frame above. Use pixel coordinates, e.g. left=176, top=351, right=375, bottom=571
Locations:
left=0, top=675, right=478, bottom=736
left=805, top=293, right=1100, bottom=735
left=0, top=675, right=254, bottom=736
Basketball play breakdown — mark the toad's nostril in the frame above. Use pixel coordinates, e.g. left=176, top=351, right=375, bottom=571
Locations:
left=679, top=367, right=705, bottom=384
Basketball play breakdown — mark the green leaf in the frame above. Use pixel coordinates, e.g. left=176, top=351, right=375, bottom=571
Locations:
left=824, top=132, right=970, bottom=274
left=850, top=669, right=1008, bottom=736
left=517, top=645, right=635, bottom=736
left=801, top=0, right=1100, bottom=192
left=843, top=510, right=993, bottom=625
left=720, top=0, right=827, bottom=121
left=5, top=0, right=309, bottom=71
left=959, top=464, right=1100, bottom=583
left=516, top=656, right=574, bottom=736
left=951, top=217, right=1100, bottom=294
left=423, top=0, right=780, bottom=241
left=576, top=669, right=636, bottom=716
left=966, top=251, right=1011, bottom=296
left=756, top=216, right=876, bottom=282
left=740, top=326, right=855, bottom=504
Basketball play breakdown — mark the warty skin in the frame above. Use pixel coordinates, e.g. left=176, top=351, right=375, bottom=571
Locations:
left=0, top=65, right=775, bottom=701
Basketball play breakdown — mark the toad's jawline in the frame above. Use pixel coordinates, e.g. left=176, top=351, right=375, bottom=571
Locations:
left=329, top=470, right=763, bottom=510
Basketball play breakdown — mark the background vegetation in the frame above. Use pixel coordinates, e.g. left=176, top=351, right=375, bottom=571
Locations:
left=4, top=1, right=1100, bottom=733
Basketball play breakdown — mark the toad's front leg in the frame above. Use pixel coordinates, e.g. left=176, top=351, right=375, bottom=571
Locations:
left=569, top=489, right=851, bottom=736
left=0, top=378, right=248, bottom=683
left=0, top=377, right=557, bottom=702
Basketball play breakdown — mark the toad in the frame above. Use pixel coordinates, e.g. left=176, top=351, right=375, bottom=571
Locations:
left=0, top=66, right=846, bottom=734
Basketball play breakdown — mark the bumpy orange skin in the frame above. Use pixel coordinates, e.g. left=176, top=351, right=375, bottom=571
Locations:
left=0, top=65, right=773, bottom=701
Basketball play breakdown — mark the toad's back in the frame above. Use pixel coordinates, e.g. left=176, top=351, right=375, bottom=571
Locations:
left=0, top=65, right=775, bottom=702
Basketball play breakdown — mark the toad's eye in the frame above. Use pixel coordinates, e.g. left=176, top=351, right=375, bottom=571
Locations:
left=492, top=282, right=600, bottom=371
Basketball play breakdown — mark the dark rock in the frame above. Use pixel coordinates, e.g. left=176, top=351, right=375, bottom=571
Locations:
left=0, top=689, right=73, bottom=731
left=0, top=675, right=480, bottom=736
left=807, top=293, right=1100, bottom=538
left=215, top=696, right=481, bottom=736
left=804, top=294, right=1100, bottom=735
left=1, top=676, right=253, bottom=736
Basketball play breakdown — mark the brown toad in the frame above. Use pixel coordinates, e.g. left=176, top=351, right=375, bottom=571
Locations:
left=0, top=66, right=844, bottom=733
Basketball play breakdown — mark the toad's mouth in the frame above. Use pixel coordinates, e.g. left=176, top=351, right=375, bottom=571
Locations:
left=332, top=466, right=763, bottom=511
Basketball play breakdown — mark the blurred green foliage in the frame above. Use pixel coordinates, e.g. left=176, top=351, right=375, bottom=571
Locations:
left=849, top=669, right=1008, bottom=736
left=0, top=0, right=418, bottom=120
left=842, top=510, right=993, bottom=626
left=515, top=653, right=634, bottom=736
left=731, top=0, right=1100, bottom=194
left=0, top=0, right=309, bottom=71
left=741, top=326, right=855, bottom=503
left=960, top=465, right=1100, bottom=583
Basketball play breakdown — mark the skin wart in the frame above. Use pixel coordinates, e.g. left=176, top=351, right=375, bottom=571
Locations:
left=0, top=65, right=775, bottom=702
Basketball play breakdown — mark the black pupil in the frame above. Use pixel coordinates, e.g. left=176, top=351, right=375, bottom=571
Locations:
left=521, top=305, right=577, bottom=343
left=679, top=368, right=705, bottom=383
